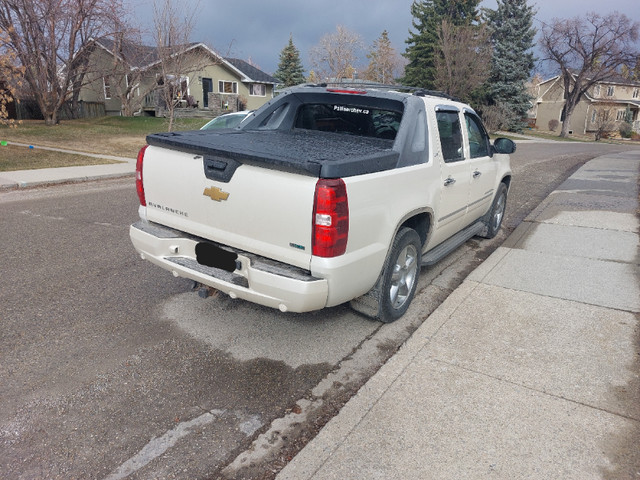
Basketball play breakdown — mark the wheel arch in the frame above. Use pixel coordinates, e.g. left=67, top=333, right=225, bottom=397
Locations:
left=501, top=174, right=512, bottom=190
left=397, top=210, right=431, bottom=247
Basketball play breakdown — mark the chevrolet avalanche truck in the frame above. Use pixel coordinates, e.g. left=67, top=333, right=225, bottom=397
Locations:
left=130, top=84, right=515, bottom=322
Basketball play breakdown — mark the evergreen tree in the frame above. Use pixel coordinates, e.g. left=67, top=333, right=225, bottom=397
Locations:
left=364, top=30, right=401, bottom=84
left=484, top=0, right=536, bottom=132
left=274, top=35, right=306, bottom=87
left=403, top=0, right=480, bottom=89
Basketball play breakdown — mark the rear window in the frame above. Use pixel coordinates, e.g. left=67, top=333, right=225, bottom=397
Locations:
left=295, top=103, right=402, bottom=140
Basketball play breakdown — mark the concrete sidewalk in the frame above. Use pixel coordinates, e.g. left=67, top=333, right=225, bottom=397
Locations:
left=278, top=152, right=640, bottom=480
left=0, top=142, right=134, bottom=190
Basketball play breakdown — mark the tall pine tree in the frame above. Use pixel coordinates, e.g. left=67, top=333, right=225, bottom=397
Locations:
left=484, top=0, right=536, bottom=131
left=403, top=0, right=480, bottom=89
left=364, top=30, right=401, bottom=84
left=274, top=35, right=306, bottom=87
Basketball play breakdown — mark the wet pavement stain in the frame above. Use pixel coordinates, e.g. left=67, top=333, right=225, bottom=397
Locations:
left=0, top=337, right=333, bottom=479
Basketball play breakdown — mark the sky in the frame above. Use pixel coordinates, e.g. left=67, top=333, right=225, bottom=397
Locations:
left=127, top=0, right=640, bottom=78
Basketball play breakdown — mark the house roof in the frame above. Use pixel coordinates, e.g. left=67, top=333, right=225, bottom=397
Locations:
left=225, top=58, right=277, bottom=84
left=94, top=37, right=163, bottom=68
left=540, top=71, right=640, bottom=88
left=593, top=99, right=640, bottom=107
left=92, top=38, right=278, bottom=85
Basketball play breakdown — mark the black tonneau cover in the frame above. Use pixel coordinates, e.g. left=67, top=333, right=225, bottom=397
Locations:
left=146, top=128, right=399, bottom=179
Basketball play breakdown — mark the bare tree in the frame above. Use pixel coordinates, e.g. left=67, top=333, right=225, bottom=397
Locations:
left=152, top=0, right=211, bottom=131
left=433, top=19, right=491, bottom=103
left=102, top=28, right=158, bottom=117
left=0, top=0, right=123, bottom=125
left=540, top=12, right=640, bottom=137
left=362, top=30, right=405, bottom=84
left=479, top=101, right=511, bottom=133
left=591, top=103, right=618, bottom=141
left=310, top=25, right=364, bottom=82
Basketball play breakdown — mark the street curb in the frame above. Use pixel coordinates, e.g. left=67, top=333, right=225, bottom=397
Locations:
left=0, top=141, right=135, bottom=191
left=0, top=171, right=135, bottom=192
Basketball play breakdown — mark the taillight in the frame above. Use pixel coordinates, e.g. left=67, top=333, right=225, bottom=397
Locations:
left=312, top=178, right=349, bottom=257
left=326, top=88, right=367, bottom=95
left=136, top=145, right=148, bottom=206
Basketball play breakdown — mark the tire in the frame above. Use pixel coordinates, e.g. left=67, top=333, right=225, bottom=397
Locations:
left=375, top=227, right=422, bottom=323
left=479, top=183, right=507, bottom=239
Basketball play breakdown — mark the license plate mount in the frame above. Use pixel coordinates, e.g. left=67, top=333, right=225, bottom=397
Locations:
left=195, top=242, right=239, bottom=272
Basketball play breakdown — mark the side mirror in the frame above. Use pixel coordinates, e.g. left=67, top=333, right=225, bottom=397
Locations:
left=493, top=137, right=516, bottom=154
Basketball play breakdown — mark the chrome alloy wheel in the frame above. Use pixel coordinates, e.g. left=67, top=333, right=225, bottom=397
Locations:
left=491, top=191, right=506, bottom=231
left=389, top=243, right=419, bottom=309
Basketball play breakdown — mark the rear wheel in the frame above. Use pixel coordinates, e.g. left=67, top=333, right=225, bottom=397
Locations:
left=374, top=228, right=422, bottom=323
left=479, top=183, right=507, bottom=239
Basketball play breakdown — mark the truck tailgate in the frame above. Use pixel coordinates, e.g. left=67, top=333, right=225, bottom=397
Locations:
left=142, top=145, right=317, bottom=270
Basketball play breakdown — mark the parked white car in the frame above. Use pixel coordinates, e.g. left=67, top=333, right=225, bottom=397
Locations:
left=200, top=111, right=253, bottom=130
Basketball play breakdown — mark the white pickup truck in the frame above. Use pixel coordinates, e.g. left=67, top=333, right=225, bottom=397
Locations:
left=130, top=84, right=514, bottom=322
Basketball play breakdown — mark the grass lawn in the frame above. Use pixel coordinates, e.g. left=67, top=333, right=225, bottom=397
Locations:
left=0, top=116, right=208, bottom=163
left=519, top=130, right=588, bottom=142
left=0, top=144, right=125, bottom=172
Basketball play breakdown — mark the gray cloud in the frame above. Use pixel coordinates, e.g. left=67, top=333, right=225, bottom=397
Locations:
left=128, top=0, right=640, bottom=76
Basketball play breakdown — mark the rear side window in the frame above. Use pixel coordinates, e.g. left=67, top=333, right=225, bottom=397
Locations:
left=436, top=111, right=464, bottom=163
left=258, top=103, right=291, bottom=129
left=295, top=103, right=402, bottom=140
left=465, top=113, right=490, bottom=158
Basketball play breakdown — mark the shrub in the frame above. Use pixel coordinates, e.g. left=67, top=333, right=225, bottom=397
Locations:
left=619, top=122, right=633, bottom=139
left=479, top=102, right=510, bottom=133
left=548, top=119, right=559, bottom=132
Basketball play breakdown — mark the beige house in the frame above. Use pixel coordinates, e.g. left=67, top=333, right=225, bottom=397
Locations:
left=78, top=38, right=278, bottom=117
left=535, top=73, right=640, bottom=136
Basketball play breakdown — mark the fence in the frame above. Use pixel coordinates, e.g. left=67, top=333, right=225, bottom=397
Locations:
left=10, top=99, right=105, bottom=121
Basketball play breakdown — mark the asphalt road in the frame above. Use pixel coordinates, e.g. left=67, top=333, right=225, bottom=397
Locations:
left=0, top=140, right=634, bottom=479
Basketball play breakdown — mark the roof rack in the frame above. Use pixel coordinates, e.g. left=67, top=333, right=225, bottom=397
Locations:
left=304, top=81, right=460, bottom=101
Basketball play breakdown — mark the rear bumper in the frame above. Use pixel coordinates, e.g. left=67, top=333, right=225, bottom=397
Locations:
left=130, top=220, right=329, bottom=313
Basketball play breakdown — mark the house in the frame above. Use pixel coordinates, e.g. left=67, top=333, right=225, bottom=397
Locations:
left=535, top=73, right=640, bottom=136
left=77, top=38, right=278, bottom=117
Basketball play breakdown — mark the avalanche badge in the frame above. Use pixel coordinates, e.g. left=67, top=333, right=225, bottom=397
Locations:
left=203, top=186, right=230, bottom=202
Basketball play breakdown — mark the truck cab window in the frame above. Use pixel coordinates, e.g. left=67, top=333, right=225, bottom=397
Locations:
left=295, top=104, right=402, bottom=140
left=258, top=103, right=291, bottom=129
left=465, top=113, right=490, bottom=158
left=436, top=111, right=464, bottom=162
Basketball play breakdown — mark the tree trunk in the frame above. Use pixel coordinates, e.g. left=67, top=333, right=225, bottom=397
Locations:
left=560, top=100, right=575, bottom=137
left=70, top=95, right=81, bottom=119
left=44, top=112, right=58, bottom=126
left=37, top=96, right=59, bottom=126
left=167, top=108, right=175, bottom=132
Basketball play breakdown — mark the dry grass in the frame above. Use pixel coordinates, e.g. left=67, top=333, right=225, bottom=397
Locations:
left=0, top=116, right=207, bottom=160
left=0, top=144, right=123, bottom=172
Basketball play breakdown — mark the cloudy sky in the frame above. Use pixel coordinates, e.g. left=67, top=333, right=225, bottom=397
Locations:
left=127, top=0, right=640, bottom=77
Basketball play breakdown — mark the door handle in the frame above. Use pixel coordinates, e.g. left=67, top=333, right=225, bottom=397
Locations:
left=473, top=170, right=482, bottom=179
left=444, top=177, right=456, bottom=186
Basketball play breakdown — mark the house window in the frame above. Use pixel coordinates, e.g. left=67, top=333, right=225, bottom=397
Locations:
left=633, top=88, right=639, bottom=99
left=606, top=86, right=615, bottom=97
left=616, top=110, right=626, bottom=121
left=103, top=77, right=111, bottom=100
left=593, top=85, right=601, bottom=97
left=249, top=84, right=266, bottom=96
left=591, top=110, right=597, bottom=123
left=219, top=81, right=238, bottom=94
